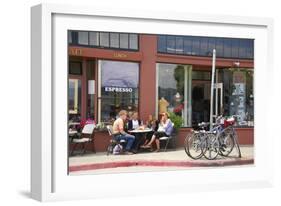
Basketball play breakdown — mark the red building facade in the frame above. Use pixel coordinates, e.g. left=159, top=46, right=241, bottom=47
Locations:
left=68, top=32, right=254, bottom=152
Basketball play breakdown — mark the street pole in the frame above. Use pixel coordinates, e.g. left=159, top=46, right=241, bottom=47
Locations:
left=209, top=49, right=216, bottom=130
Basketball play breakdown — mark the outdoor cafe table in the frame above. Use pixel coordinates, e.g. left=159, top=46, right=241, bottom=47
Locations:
left=128, top=128, right=153, bottom=151
left=128, top=128, right=153, bottom=134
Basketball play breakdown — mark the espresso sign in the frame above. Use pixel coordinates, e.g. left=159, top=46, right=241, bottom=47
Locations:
left=105, top=87, right=133, bottom=93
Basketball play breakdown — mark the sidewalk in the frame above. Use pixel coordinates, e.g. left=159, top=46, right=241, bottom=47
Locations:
left=69, top=145, right=254, bottom=175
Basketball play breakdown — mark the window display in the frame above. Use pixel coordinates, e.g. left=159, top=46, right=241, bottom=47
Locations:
left=219, top=69, right=254, bottom=127
left=157, top=63, right=192, bottom=127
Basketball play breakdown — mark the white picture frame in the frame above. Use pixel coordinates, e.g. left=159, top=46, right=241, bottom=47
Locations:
left=31, top=3, right=274, bottom=202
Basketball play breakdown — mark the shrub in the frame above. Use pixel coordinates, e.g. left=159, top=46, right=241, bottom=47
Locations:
left=168, top=112, right=183, bottom=132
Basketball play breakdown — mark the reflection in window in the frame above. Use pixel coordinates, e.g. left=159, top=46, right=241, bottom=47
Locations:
left=157, top=35, right=254, bottom=59
left=176, top=37, right=183, bottom=54
left=120, top=33, right=129, bottom=49
left=89, top=32, right=99, bottom=46
left=184, top=37, right=192, bottom=55
left=69, top=31, right=139, bottom=50
left=231, top=39, right=239, bottom=58
left=157, top=63, right=192, bottom=127
left=223, top=38, right=232, bottom=58
left=218, top=69, right=254, bottom=126
left=110, top=33, right=119, bottom=48
left=69, top=79, right=81, bottom=115
left=208, top=38, right=216, bottom=54
left=129, top=34, right=138, bottom=50
left=99, top=60, right=139, bottom=123
left=78, top=32, right=88, bottom=45
left=87, top=61, right=96, bottom=119
left=158, top=35, right=166, bottom=53
left=192, top=37, right=200, bottom=55
left=238, top=39, right=247, bottom=58
left=215, top=38, right=224, bottom=57
left=69, top=62, right=82, bottom=75
left=100, top=32, right=109, bottom=47
left=245, top=40, right=254, bottom=59
left=200, top=37, right=208, bottom=56
left=167, top=36, right=176, bottom=53
left=68, top=31, right=72, bottom=44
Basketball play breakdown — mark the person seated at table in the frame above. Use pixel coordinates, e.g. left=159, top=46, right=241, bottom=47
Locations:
left=127, top=111, right=142, bottom=130
left=127, top=112, right=144, bottom=152
left=141, top=112, right=173, bottom=152
left=112, top=110, right=135, bottom=155
left=141, top=114, right=159, bottom=148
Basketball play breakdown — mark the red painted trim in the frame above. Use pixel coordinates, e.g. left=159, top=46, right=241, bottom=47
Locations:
left=69, top=46, right=142, bottom=62
left=69, top=159, right=254, bottom=172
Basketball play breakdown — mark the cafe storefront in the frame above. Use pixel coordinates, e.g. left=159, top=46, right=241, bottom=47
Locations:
left=68, top=31, right=254, bottom=152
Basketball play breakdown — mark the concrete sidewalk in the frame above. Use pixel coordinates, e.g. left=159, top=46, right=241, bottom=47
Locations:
left=69, top=145, right=254, bottom=175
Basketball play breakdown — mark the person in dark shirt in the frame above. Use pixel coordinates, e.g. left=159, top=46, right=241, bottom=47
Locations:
left=127, top=112, right=143, bottom=152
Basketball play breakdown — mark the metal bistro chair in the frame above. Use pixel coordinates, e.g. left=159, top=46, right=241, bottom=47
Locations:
left=70, top=123, right=96, bottom=156
left=159, top=123, right=176, bottom=152
left=106, top=125, right=126, bottom=155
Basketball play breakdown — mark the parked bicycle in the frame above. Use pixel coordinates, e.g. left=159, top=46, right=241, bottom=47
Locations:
left=184, top=115, right=241, bottom=160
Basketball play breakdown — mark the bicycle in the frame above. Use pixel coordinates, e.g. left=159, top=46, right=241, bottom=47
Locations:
left=184, top=115, right=242, bottom=160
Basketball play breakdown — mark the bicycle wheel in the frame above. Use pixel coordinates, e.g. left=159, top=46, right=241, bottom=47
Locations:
left=203, top=133, right=219, bottom=160
left=218, top=133, right=235, bottom=157
left=184, top=132, right=204, bottom=160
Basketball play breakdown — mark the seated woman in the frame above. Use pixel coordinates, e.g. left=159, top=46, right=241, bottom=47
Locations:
left=141, top=112, right=173, bottom=152
left=127, top=112, right=143, bottom=152
left=141, top=114, right=159, bottom=147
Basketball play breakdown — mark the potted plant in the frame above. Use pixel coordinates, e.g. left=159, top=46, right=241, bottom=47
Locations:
left=168, top=112, right=183, bottom=133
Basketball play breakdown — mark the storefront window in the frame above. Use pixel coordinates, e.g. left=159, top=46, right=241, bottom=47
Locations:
left=87, top=61, right=96, bottom=119
left=129, top=34, right=138, bottom=50
left=89, top=32, right=99, bottom=46
left=69, top=31, right=139, bottom=51
left=157, top=35, right=254, bottom=59
left=100, top=32, right=109, bottom=47
left=68, top=79, right=81, bottom=121
left=99, top=60, right=139, bottom=123
left=157, top=63, right=192, bottom=127
left=78, top=31, right=88, bottom=45
left=110, top=33, right=119, bottom=48
left=69, top=62, right=82, bottom=75
left=158, top=35, right=166, bottom=53
left=167, top=36, right=176, bottom=54
left=218, top=69, right=254, bottom=127
left=175, top=36, right=184, bottom=54
left=120, top=33, right=129, bottom=49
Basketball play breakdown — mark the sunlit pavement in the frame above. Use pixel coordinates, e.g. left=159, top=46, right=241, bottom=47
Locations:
left=69, top=145, right=254, bottom=175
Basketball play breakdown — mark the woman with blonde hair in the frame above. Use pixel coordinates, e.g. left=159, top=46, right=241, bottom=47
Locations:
left=141, top=112, right=173, bottom=152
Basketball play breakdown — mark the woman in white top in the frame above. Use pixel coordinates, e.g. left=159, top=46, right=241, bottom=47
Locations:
left=141, top=112, right=173, bottom=152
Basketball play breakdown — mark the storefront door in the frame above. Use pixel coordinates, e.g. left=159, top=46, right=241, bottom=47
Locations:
left=191, top=81, right=210, bottom=126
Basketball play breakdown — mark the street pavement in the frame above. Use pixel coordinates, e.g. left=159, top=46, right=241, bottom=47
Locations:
left=69, top=145, right=254, bottom=175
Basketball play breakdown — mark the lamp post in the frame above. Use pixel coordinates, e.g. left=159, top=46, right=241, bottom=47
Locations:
left=209, top=49, right=216, bottom=130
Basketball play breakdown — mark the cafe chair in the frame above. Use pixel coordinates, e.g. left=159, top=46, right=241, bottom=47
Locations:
left=106, top=125, right=126, bottom=155
left=70, top=123, right=96, bottom=156
left=159, top=123, right=176, bottom=152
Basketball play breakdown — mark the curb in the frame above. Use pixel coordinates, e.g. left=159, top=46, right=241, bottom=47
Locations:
left=69, top=158, right=254, bottom=172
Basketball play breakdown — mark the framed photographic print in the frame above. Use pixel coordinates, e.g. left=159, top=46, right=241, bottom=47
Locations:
left=31, top=3, right=274, bottom=201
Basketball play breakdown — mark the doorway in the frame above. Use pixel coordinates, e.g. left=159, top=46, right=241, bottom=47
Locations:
left=192, top=81, right=210, bottom=126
